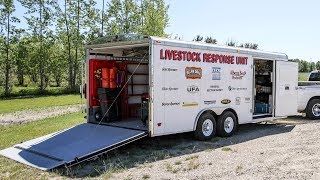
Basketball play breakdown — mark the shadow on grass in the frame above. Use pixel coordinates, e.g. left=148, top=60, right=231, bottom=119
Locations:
left=51, top=118, right=315, bottom=178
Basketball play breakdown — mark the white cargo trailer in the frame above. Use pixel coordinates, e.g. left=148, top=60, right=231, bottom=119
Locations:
left=1, top=35, right=319, bottom=170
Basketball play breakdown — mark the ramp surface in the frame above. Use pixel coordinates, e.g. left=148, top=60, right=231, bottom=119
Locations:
left=0, top=123, right=147, bottom=170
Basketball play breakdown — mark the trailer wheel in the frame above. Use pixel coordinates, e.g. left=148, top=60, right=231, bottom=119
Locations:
left=94, top=111, right=102, bottom=121
left=306, top=99, right=320, bottom=120
left=216, top=111, right=237, bottom=137
left=194, top=113, right=216, bottom=141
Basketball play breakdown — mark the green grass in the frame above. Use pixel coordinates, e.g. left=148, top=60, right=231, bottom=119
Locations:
left=0, top=112, right=84, bottom=149
left=299, top=72, right=310, bottom=81
left=221, top=147, right=232, bottom=152
left=0, top=94, right=81, bottom=114
left=0, top=112, right=84, bottom=179
left=185, top=155, right=199, bottom=161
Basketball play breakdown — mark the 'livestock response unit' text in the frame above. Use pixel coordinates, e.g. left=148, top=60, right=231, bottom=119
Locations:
left=160, top=49, right=248, bottom=65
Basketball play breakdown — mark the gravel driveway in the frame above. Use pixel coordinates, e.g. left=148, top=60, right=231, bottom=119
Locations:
left=0, top=104, right=82, bottom=125
left=106, top=117, right=320, bottom=180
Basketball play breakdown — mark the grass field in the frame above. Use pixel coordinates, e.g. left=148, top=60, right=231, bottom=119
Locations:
left=0, top=94, right=81, bottom=114
left=0, top=112, right=84, bottom=179
left=298, top=72, right=310, bottom=81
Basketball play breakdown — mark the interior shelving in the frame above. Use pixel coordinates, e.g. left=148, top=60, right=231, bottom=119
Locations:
left=254, top=60, right=273, bottom=117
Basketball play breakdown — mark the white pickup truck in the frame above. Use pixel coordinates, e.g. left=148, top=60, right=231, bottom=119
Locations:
left=298, top=81, right=320, bottom=119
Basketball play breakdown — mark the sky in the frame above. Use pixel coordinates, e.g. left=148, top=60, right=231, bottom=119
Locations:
left=165, top=0, right=320, bottom=61
left=13, top=0, right=319, bottom=61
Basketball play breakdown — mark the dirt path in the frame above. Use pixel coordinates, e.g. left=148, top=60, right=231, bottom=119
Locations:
left=104, top=118, right=320, bottom=180
left=0, top=104, right=82, bottom=125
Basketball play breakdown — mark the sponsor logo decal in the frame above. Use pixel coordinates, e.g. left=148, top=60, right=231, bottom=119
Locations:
left=207, top=85, right=223, bottom=92
left=221, top=99, right=231, bottom=104
left=185, top=67, right=202, bottom=79
left=162, top=67, right=178, bottom=72
left=235, top=97, right=241, bottom=105
left=162, top=87, right=179, bottom=91
left=212, top=67, right=221, bottom=80
left=182, top=102, right=199, bottom=107
left=245, top=97, right=251, bottom=103
left=204, top=100, right=216, bottom=105
left=228, top=86, right=248, bottom=91
left=230, top=70, right=246, bottom=79
left=187, top=85, right=200, bottom=93
left=162, top=102, right=180, bottom=106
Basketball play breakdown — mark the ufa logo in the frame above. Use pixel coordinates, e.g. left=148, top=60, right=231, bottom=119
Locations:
left=185, top=67, right=202, bottom=79
left=187, top=85, right=200, bottom=93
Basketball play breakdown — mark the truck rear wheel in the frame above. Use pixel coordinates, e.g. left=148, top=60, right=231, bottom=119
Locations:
left=306, top=99, right=320, bottom=120
left=217, top=111, right=237, bottom=137
left=194, top=113, right=216, bottom=141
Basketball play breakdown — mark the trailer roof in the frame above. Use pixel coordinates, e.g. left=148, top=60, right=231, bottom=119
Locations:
left=86, top=35, right=288, bottom=61
left=150, top=36, right=288, bottom=61
left=86, top=34, right=149, bottom=53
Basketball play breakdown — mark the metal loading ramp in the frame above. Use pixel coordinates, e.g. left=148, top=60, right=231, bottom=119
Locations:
left=0, top=123, right=147, bottom=170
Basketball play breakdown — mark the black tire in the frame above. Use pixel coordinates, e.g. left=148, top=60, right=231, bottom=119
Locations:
left=306, top=99, right=320, bottom=120
left=94, top=110, right=102, bottom=121
left=216, top=111, right=237, bottom=137
left=194, top=113, right=216, bottom=141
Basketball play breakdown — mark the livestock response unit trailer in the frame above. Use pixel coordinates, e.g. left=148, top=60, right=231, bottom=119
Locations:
left=2, top=35, right=316, bottom=170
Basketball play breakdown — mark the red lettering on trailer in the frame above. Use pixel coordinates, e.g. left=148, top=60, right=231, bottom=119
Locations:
left=182, top=51, right=187, bottom=60
left=219, top=55, right=234, bottom=64
left=165, top=50, right=173, bottom=60
left=203, top=53, right=234, bottom=64
left=160, top=49, right=202, bottom=62
left=236, top=56, right=248, bottom=65
left=187, top=52, right=192, bottom=61
left=160, top=49, right=165, bottom=59
left=195, top=53, right=201, bottom=62
left=160, top=49, right=248, bottom=65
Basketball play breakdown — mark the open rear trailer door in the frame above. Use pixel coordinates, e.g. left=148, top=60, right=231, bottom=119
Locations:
left=0, top=123, right=147, bottom=170
left=275, top=61, right=298, bottom=116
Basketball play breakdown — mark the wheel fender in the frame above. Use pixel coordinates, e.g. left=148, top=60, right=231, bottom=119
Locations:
left=193, top=107, right=230, bottom=131
left=306, top=97, right=320, bottom=110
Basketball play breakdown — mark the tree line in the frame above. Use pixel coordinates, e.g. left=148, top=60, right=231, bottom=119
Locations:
left=289, top=59, right=320, bottom=73
left=0, top=0, right=169, bottom=97
left=193, top=35, right=319, bottom=73
left=193, top=35, right=259, bottom=50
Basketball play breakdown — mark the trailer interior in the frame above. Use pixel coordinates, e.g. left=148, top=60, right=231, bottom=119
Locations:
left=86, top=37, right=150, bottom=131
left=253, top=59, right=274, bottom=118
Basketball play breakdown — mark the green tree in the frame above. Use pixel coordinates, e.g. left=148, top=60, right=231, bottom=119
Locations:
left=204, top=36, right=217, bottom=44
left=316, top=61, right=320, bottom=70
left=238, top=43, right=258, bottom=49
left=47, top=41, right=66, bottom=87
left=226, top=39, right=236, bottom=47
left=0, top=0, right=20, bottom=96
left=57, top=0, right=100, bottom=89
left=14, top=36, right=29, bottom=86
left=139, top=0, right=169, bottom=36
left=18, top=0, right=59, bottom=91
left=193, top=35, right=203, bottom=42
left=310, top=62, right=316, bottom=71
left=105, top=0, right=141, bottom=35
left=300, top=60, right=309, bottom=72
